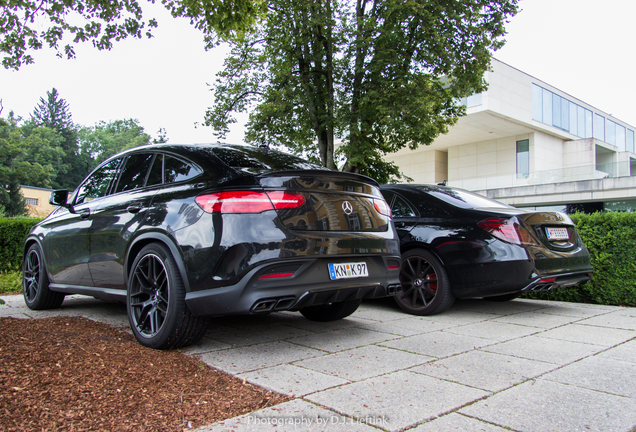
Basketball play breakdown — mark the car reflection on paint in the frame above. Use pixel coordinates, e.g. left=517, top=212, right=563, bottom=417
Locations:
left=21, top=144, right=401, bottom=349
left=380, top=184, right=593, bottom=315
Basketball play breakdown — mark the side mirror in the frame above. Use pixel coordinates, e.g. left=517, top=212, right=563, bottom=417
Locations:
left=49, top=190, right=70, bottom=207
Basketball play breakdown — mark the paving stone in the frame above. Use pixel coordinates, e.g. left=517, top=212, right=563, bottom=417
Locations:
left=460, top=379, right=636, bottom=432
left=442, top=320, right=540, bottom=341
left=482, top=335, right=605, bottom=364
left=491, top=310, right=582, bottom=328
left=451, top=298, right=548, bottom=314
left=206, top=324, right=313, bottom=347
left=596, top=339, right=636, bottom=364
left=179, top=336, right=232, bottom=355
left=410, top=350, right=555, bottom=392
left=196, top=341, right=323, bottom=374
left=287, top=326, right=399, bottom=352
left=294, top=345, right=432, bottom=381
left=380, top=330, right=493, bottom=358
left=306, top=370, right=488, bottom=432
left=237, top=364, right=349, bottom=397
left=411, top=412, right=509, bottom=431
left=537, top=303, right=618, bottom=318
left=543, top=356, right=636, bottom=398
left=196, top=399, right=378, bottom=432
left=577, top=310, right=636, bottom=331
left=540, top=323, right=635, bottom=346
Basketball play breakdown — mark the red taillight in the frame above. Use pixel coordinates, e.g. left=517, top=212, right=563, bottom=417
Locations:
left=195, top=191, right=305, bottom=214
left=258, top=272, right=295, bottom=279
left=374, top=199, right=392, bottom=218
left=478, top=218, right=537, bottom=246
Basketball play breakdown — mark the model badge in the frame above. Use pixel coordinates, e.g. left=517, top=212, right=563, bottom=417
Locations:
left=342, top=201, right=353, bottom=215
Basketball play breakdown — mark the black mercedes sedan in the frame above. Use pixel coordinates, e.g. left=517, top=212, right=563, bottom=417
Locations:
left=380, top=184, right=593, bottom=316
left=22, top=144, right=401, bottom=349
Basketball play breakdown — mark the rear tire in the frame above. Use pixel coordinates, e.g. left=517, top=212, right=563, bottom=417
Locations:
left=395, top=248, right=454, bottom=316
left=483, top=292, right=521, bottom=302
left=127, top=243, right=208, bottom=349
left=22, top=244, right=65, bottom=310
left=300, top=299, right=362, bottom=322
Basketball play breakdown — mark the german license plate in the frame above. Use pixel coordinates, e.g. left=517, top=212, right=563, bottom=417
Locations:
left=546, top=227, right=569, bottom=240
left=328, top=262, right=368, bottom=280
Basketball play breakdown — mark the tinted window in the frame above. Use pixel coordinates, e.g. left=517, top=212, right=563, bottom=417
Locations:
left=422, top=187, right=512, bottom=210
left=75, top=158, right=123, bottom=204
left=392, top=195, right=416, bottom=218
left=146, top=154, right=163, bottom=186
left=165, top=155, right=200, bottom=183
left=115, top=153, right=154, bottom=193
left=211, top=146, right=324, bottom=174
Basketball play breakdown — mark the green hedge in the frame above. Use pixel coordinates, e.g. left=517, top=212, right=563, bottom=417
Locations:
left=522, top=212, right=636, bottom=307
left=0, top=218, right=41, bottom=273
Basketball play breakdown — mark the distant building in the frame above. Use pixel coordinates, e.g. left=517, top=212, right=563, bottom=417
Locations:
left=385, top=58, right=636, bottom=212
left=20, top=186, right=56, bottom=217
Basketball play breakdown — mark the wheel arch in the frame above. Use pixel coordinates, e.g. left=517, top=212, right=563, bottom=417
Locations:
left=125, top=232, right=191, bottom=292
left=400, top=241, right=447, bottom=268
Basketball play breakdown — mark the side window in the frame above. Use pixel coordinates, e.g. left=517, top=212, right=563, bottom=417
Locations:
left=115, top=153, right=154, bottom=193
left=75, top=158, right=123, bottom=205
left=392, top=195, right=416, bottom=218
left=146, top=154, right=163, bottom=186
left=164, top=155, right=200, bottom=184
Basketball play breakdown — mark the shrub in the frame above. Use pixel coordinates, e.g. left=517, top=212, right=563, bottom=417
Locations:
left=0, top=218, right=41, bottom=273
left=522, top=212, right=636, bottom=307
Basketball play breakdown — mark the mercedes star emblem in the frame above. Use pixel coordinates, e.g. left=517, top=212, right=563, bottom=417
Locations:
left=342, top=201, right=353, bottom=215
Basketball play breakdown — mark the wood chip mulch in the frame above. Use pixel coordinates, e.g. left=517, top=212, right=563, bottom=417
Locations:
left=0, top=316, right=291, bottom=431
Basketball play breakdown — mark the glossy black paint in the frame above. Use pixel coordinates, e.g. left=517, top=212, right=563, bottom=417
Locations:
left=381, top=184, right=593, bottom=299
left=25, top=144, right=401, bottom=317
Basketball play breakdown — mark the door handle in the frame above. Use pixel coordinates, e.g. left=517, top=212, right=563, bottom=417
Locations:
left=80, top=209, right=91, bottom=219
left=127, top=204, right=142, bottom=214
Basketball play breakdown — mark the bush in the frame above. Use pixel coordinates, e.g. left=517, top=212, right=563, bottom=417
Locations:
left=522, top=212, right=636, bottom=307
left=0, top=269, right=22, bottom=294
left=0, top=218, right=41, bottom=273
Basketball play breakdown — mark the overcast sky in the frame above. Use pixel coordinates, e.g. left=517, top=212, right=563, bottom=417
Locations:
left=1, top=0, right=635, bottom=144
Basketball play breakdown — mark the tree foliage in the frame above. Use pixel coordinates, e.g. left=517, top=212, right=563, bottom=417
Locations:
left=0, top=0, right=264, bottom=69
left=207, top=0, right=518, bottom=182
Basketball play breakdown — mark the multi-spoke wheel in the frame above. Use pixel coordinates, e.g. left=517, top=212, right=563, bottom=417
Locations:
left=127, top=243, right=208, bottom=349
left=300, top=299, right=362, bottom=322
left=394, top=248, right=454, bottom=316
left=22, top=244, right=65, bottom=310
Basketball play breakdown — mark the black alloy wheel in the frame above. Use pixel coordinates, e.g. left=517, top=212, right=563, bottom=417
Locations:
left=300, top=299, right=363, bottom=322
left=395, top=248, right=454, bottom=316
left=22, top=244, right=65, bottom=310
left=127, top=243, right=208, bottom=349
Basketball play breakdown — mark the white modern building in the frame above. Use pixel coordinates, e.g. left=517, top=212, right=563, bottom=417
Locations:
left=385, top=58, right=636, bottom=212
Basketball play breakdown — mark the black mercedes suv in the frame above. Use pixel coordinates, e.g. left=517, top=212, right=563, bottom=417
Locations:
left=22, top=144, right=401, bottom=349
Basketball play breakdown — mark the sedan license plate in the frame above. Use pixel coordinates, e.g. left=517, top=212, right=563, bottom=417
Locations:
left=546, top=227, right=569, bottom=240
left=328, top=262, right=368, bottom=280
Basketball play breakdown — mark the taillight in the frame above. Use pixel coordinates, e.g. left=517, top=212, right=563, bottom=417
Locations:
left=478, top=218, right=537, bottom=246
left=373, top=199, right=392, bottom=218
left=195, top=191, right=305, bottom=214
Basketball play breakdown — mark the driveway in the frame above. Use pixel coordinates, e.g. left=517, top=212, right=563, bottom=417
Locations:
left=2, top=294, right=635, bottom=431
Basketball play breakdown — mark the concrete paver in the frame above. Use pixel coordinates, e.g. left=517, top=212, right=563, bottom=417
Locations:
left=2, top=294, right=635, bottom=431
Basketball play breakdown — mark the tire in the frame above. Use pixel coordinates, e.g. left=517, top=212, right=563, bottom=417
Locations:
left=299, top=299, right=362, bottom=322
left=483, top=292, right=521, bottom=302
left=395, top=248, right=454, bottom=316
left=127, top=243, right=208, bottom=349
left=22, top=243, right=65, bottom=310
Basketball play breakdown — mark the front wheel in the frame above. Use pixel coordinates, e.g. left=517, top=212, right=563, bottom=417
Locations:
left=22, top=244, right=65, bottom=310
left=395, top=248, right=454, bottom=316
left=127, top=243, right=208, bottom=349
left=300, top=299, right=362, bottom=322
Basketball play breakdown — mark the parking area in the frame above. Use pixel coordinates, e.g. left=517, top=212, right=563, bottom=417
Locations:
left=1, top=294, right=635, bottom=431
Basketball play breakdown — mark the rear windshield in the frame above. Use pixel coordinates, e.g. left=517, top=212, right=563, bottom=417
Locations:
left=210, top=145, right=326, bottom=174
left=416, top=186, right=513, bottom=210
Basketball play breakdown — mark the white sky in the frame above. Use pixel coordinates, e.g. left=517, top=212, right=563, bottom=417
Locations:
left=1, top=0, right=635, bottom=144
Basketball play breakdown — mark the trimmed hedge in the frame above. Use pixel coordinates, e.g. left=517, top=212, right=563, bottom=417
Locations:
left=0, top=218, right=41, bottom=273
left=522, top=212, right=636, bottom=307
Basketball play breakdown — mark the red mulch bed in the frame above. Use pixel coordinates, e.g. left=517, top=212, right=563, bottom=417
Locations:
left=0, top=316, right=290, bottom=431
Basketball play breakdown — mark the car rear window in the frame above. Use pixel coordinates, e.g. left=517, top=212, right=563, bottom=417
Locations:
left=418, top=186, right=513, bottom=210
left=210, top=146, right=325, bottom=174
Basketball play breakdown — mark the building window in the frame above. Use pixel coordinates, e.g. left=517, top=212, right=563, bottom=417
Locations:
left=594, top=114, right=605, bottom=141
left=628, top=130, right=635, bottom=153
left=516, top=139, right=530, bottom=178
left=24, top=198, right=38, bottom=206
left=532, top=84, right=592, bottom=139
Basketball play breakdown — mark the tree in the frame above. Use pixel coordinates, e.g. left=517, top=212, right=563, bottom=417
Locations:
left=29, top=88, right=82, bottom=189
left=1, top=0, right=264, bottom=70
left=77, top=118, right=155, bottom=172
left=207, top=0, right=519, bottom=182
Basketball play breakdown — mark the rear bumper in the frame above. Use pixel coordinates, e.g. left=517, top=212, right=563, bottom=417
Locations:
left=184, top=255, right=401, bottom=317
left=521, top=271, right=592, bottom=292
